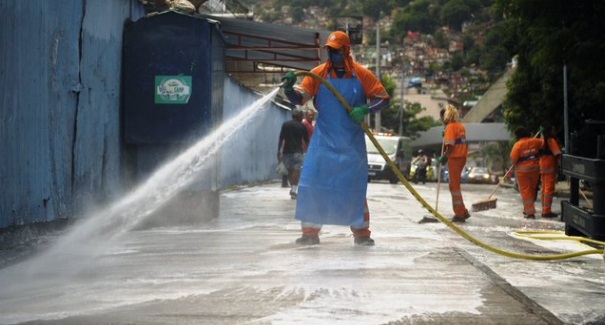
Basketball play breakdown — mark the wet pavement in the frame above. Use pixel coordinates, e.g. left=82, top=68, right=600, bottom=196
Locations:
left=0, top=181, right=603, bottom=324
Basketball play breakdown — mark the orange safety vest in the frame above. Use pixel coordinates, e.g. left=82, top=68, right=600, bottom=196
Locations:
left=539, top=137, right=561, bottom=174
left=444, top=121, right=467, bottom=158
left=298, top=61, right=390, bottom=104
left=511, top=137, right=542, bottom=172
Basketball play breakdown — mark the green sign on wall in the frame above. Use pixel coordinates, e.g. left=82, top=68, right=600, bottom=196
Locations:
left=155, top=76, right=192, bottom=104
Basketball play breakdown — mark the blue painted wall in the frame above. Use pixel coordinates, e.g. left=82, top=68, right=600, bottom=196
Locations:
left=122, top=12, right=225, bottom=192
left=0, top=1, right=289, bottom=230
left=0, top=1, right=144, bottom=228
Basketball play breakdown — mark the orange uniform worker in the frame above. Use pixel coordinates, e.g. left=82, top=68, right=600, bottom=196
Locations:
left=510, top=126, right=543, bottom=219
left=438, top=105, right=470, bottom=223
left=539, top=125, right=562, bottom=218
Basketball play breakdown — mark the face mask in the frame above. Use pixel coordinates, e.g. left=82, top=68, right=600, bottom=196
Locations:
left=329, top=49, right=343, bottom=64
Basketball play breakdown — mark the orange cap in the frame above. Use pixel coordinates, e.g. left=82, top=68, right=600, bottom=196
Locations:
left=324, top=31, right=350, bottom=49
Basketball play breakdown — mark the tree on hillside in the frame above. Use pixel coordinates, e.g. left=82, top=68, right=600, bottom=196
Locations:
left=362, top=0, right=393, bottom=20
left=291, top=7, right=304, bottom=24
left=440, top=0, right=481, bottom=31
left=375, top=75, right=438, bottom=138
left=379, top=101, right=439, bottom=138
left=432, top=28, right=449, bottom=48
left=392, top=0, right=441, bottom=38
left=478, top=20, right=515, bottom=74
left=496, top=0, right=605, bottom=139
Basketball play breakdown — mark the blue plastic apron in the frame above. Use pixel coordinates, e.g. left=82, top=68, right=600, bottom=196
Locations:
left=295, top=73, right=368, bottom=227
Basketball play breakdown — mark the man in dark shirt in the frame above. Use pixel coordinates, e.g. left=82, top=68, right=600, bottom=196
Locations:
left=278, top=108, right=309, bottom=199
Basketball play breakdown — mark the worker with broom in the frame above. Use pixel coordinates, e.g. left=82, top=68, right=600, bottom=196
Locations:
left=438, top=104, right=470, bottom=223
left=510, top=126, right=543, bottom=219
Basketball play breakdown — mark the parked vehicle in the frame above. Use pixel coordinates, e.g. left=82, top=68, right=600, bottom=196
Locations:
left=443, top=166, right=471, bottom=183
left=467, top=167, right=494, bottom=184
left=366, top=133, right=413, bottom=184
left=407, top=76, right=422, bottom=89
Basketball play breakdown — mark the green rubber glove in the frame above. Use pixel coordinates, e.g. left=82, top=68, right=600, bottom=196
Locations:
left=438, top=155, right=448, bottom=165
left=280, top=71, right=297, bottom=94
left=349, top=105, right=370, bottom=123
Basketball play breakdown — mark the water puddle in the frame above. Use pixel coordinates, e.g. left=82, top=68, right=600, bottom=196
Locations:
left=0, top=87, right=280, bottom=291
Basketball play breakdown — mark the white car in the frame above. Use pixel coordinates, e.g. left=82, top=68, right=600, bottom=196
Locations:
left=366, top=134, right=412, bottom=184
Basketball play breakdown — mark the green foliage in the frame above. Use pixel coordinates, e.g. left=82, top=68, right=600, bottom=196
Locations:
left=476, top=20, right=515, bottom=74
left=291, top=7, right=305, bottom=24
left=449, top=53, right=465, bottom=71
left=362, top=0, right=395, bottom=20
left=249, top=0, right=605, bottom=140
left=381, top=75, right=398, bottom=97
left=481, top=141, right=513, bottom=171
left=498, top=0, right=605, bottom=135
left=379, top=97, right=440, bottom=138
left=462, top=34, right=475, bottom=54
left=427, top=61, right=443, bottom=76
left=432, top=29, right=449, bottom=48
left=392, top=0, right=441, bottom=37
left=440, top=0, right=478, bottom=31
left=479, top=47, right=508, bottom=73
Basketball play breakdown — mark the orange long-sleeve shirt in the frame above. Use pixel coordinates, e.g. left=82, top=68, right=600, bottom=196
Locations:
left=297, top=61, right=390, bottom=104
left=539, top=137, right=561, bottom=172
left=511, top=137, right=543, bottom=172
left=443, top=121, right=467, bottom=158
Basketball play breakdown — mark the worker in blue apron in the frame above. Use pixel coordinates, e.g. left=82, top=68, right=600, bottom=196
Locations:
left=281, top=31, right=390, bottom=246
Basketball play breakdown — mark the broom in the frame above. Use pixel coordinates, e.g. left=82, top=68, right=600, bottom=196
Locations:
left=471, top=130, right=541, bottom=212
left=471, top=165, right=514, bottom=212
left=418, top=137, right=445, bottom=223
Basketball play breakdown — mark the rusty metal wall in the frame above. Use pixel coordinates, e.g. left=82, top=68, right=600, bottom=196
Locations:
left=0, top=0, right=144, bottom=228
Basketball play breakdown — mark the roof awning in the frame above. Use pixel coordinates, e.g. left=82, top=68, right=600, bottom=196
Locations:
left=198, top=14, right=331, bottom=92
left=412, top=123, right=511, bottom=148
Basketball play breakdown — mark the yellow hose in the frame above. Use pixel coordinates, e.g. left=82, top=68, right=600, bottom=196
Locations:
left=516, top=231, right=605, bottom=248
left=292, top=70, right=604, bottom=260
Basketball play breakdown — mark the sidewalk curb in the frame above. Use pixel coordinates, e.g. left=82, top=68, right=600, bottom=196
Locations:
left=455, top=248, right=569, bottom=325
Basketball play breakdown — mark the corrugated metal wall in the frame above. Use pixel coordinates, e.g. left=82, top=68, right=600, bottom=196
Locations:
left=0, top=0, right=289, bottom=230
left=0, top=1, right=144, bottom=228
left=220, top=78, right=290, bottom=187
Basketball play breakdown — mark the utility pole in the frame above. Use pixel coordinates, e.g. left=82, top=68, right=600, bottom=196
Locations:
left=374, top=17, right=381, bottom=132
left=399, top=63, right=404, bottom=135
left=563, top=62, right=569, bottom=152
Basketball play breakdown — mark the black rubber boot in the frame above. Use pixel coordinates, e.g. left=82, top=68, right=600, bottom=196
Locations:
left=541, top=212, right=558, bottom=219
left=354, top=237, right=375, bottom=246
left=295, top=236, right=320, bottom=245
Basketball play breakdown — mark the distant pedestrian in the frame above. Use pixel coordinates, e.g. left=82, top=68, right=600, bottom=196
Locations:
left=510, top=126, right=542, bottom=219
left=281, top=174, right=290, bottom=188
left=278, top=108, right=309, bottom=199
left=438, top=105, right=470, bottom=223
left=539, top=125, right=562, bottom=218
left=302, top=109, right=315, bottom=152
left=412, top=149, right=428, bottom=184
